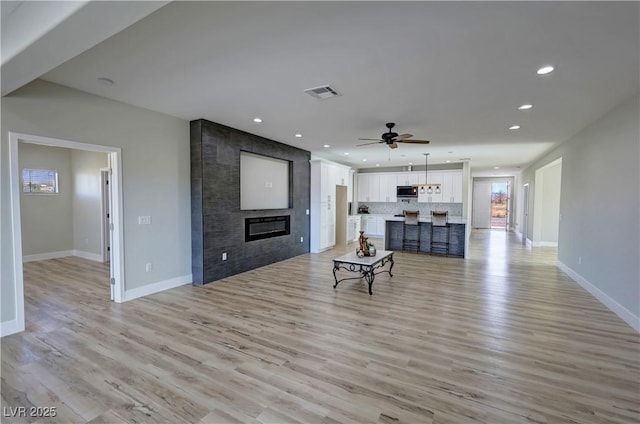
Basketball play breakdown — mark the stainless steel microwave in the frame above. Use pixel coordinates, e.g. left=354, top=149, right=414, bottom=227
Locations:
left=397, top=185, right=417, bottom=198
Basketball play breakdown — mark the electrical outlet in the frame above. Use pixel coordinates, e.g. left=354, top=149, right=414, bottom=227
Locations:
left=138, top=216, right=151, bottom=225
left=300, top=236, right=304, bottom=243
left=306, top=209, right=309, bottom=215
left=145, top=263, right=153, bottom=272
left=222, top=252, right=227, bottom=261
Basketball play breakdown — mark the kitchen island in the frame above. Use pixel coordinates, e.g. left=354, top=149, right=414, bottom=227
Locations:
left=383, top=216, right=467, bottom=257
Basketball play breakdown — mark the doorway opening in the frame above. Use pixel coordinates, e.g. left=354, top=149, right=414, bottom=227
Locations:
left=491, top=182, right=508, bottom=229
left=8, top=132, right=125, bottom=335
left=472, top=178, right=512, bottom=231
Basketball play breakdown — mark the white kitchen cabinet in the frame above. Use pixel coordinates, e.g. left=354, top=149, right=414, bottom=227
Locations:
left=441, top=170, right=463, bottom=203
left=357, top=173, right=369, bottom=202
left=360, top=215, right=386, bottom=237
left=379, top=174, right=397, bottom=202
left=347, top=215, right=361, bottom=242
left=311, top=160, right=352, bottom=252
left=320, top=201, right=336, bottom=248
left=397, top=172, right=422, bottom=186
left=417, top=170, right=463, bottom=203
left=357, top=173, right=381, bottom=202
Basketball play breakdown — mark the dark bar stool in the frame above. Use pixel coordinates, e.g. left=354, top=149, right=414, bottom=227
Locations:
left=430, top=211, right=449, bottom=256
left=403, top=211, right=420, bottom=253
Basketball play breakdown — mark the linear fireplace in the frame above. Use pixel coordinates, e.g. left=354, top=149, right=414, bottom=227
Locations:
left=245, top=215, right=290, bottom=242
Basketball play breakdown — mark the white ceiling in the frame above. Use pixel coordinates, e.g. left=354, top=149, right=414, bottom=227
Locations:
left=5, top=1, right=640, bottom=172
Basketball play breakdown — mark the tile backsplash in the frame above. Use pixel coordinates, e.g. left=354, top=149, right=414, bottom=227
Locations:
left=357, top=201, right=462, bottom=217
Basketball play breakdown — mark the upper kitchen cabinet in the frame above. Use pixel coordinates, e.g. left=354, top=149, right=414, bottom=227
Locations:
left=379, top=173, right=397, bottom=202
left=357, top=173, right=381, bottom=202
left=417, top=170, right=463, bottom=203
left=441, top=170, right=463, bottom=203
left=396, top=172, right=422, bottom=186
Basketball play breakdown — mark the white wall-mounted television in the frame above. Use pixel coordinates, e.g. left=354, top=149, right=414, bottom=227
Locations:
left=240, top=151, right=291, bottom=210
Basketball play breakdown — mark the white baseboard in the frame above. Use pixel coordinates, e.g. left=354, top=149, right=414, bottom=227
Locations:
left=533, top=241, right=558, bottom=247
left=557, top=261, right=639, bottom=332
left=72, top=250, right=103, bottom=262
left=22, top=250, right=74, bottom=262
left=22, top=250, right=104, bottom=263
left=1, top=318, right=24, bottom=337
left=123, top=274, right=192, bottom=302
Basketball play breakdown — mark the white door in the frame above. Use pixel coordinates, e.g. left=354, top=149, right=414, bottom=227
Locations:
left=472, top=181, right=492, bottom=228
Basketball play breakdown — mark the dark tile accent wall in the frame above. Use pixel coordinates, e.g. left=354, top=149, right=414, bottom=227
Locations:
left=191, top=119, right=310, bottom=285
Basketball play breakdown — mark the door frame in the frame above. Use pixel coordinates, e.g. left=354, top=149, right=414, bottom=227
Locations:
left=100, top=168, right=111, bottom=264
left=8, top=132, right=125, bottom=334
left=522, top=183, right=530, bottom=245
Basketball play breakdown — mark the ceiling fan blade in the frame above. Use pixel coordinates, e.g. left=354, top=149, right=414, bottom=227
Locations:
left=394, top=133, right=413, bottom=141
left=358, top=138, right=382, bottom=141
left=400, top=139, right=430, bottom=144
left=389, top=142, right=398, bottom=149
left=357, top=141, right=383, bottom=147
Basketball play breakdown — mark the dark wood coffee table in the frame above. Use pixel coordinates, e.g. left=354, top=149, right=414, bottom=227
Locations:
left=332, top=250, right=394, bottom=295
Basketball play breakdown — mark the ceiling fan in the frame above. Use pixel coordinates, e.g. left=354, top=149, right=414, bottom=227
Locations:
left=357, top=122, right=430, bottom=149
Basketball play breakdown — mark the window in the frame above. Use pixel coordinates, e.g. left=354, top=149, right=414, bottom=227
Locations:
left=22, top=169, right=59, bottom=194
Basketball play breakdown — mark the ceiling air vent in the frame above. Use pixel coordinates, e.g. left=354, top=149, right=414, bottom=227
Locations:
left=304, top=85, right=341, bottom=100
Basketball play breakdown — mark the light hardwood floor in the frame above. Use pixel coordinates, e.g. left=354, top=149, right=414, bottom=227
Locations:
left=2, top=230, right=638, bottom=423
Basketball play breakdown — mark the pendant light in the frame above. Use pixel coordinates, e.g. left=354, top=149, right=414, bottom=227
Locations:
left=420, top=153, right=429, bottom=194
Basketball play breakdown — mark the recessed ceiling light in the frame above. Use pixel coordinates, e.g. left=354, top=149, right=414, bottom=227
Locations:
left=253, top=117, right=263, bottom=123
left=375, top=164, right=380, bottom=167
left=537, top=65, right=554, bottom=75
left=344, top=152, right=349, bottom=155
left=323, top=144, right=330, bottom=148
left=446, top=160, right=451, bottom=163
left=494, top=166, right=500, bottom=169
left=509, top=125, right=521, bottom=130
left=518, top=104, right=533, bottom=110
left=362, top=159, right=367, bottom=162
left=294, top=133, right=302, bottom=138
left=97, top=77, right=114, bottom=86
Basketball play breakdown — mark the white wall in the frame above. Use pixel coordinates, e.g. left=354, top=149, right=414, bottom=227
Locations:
left=1, top=80, right=191, bottom=328
left=521, top=94, right=639, bottom=330
left=18, top=143, right=74, bottom=257
left=17, top=144, right=107, bottom=260
left=539, top=161, right=561, bottom=244
left=71, top=149, right=108, bottom=258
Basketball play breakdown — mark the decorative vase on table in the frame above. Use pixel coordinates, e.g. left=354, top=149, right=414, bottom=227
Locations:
left=357, top=231, right=370, bottom=257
